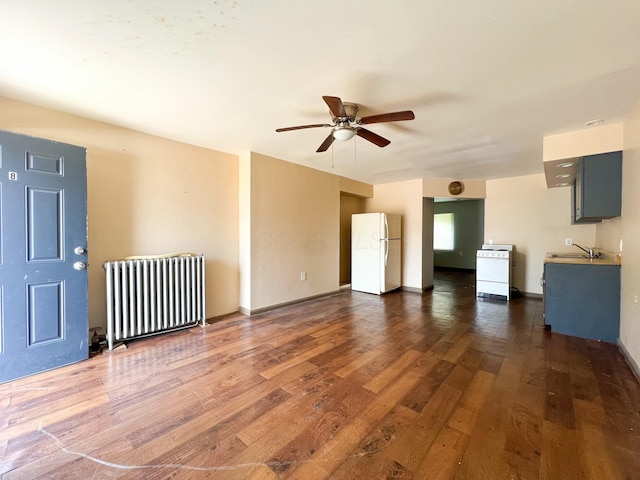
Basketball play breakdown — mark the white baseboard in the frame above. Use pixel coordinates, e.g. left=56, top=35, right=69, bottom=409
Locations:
left=618, top=339, right=640, bottom=382
left=240, top=289, right=343, bottom=316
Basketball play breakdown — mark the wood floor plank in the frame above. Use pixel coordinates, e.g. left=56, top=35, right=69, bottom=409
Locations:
left=236, top=374, right=343, bottom=446
left=453, top=402, right=511, bottom=479
left=137, top=388, right=292, bottom=480
left=453, top=362, right=521, bottom=478
left=0, top=394, right=111, bottom=444
left=446, top=406, right=479, bottom=437
left=442, top=332, right=475, bottom=363
left=573, top=398, right=625, bottom=479
left=259, top=342, right=342, bottom=379
left=544, top=368, right=575, bottom=429
left=455, top=369, right=496, bottom=413
left=2, top=270, right=640, bottom=479
left=539, top=420, right=589, bottom=480
left=333, top=346, right=386, bottom=378
left=330, top=404, right=418, bottom=480
left=503, top=402, right=542, bottom=469
left=401, top=359, right=456, bottom=412
left=363, top=349, right=423, bottom=393
left=387, top=382, right=463, bottom=471
left=287, top=368, right=427, bottom=480
left=413, top=425, right=469, bottom=480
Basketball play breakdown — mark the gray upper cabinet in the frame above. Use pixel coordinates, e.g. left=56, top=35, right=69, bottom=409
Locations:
left=573, top=151, right=622, bottom=224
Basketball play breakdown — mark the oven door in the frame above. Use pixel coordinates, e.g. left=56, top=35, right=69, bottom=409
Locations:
left=476, top=256, right=509, bottom=283
left=476, top=255, right=511, bottom=299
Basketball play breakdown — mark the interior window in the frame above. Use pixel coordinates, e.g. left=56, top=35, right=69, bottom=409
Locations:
left=434, top=212, right=454, bottom=251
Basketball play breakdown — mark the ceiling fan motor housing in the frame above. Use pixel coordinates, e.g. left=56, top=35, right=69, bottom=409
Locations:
left=330, top=102, right=359, bottom=123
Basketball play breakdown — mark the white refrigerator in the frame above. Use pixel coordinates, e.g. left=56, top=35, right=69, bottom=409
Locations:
left=351, top=213, right=401, bottom=294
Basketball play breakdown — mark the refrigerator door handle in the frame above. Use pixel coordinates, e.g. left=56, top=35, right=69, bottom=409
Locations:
left=384, top=239, right=389, bottom=266
left=384, top=215, right=389, bottom=240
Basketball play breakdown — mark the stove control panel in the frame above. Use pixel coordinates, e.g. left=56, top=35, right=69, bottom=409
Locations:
left=477, top=250, right=511, bottom=259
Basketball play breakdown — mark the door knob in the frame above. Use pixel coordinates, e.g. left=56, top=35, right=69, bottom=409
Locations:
left=73, top=261, right=88, bottom=271
left=74, top=246, right=87, bottom=255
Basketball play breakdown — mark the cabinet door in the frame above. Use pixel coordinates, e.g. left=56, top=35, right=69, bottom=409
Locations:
left=572, top=178, right=600, bottom=224
left=545, top=263, right=620, bottom=343
left=574, top=151, right=622, bottom=222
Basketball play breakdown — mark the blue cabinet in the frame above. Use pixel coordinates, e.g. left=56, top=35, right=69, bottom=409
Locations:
left=544, top=263, right=620, bottom=343
left=573, top=151, right=622, bottom=224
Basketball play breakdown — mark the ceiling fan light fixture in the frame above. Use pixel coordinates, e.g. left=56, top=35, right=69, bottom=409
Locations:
left=332, top=126, right=356, bottom=141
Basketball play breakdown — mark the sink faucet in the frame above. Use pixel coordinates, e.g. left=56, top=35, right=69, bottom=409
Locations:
left=573, top=243, right=597, bottom=259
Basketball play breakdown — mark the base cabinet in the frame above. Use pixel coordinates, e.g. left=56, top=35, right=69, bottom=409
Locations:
left=544, top=263, right=620, bottom=343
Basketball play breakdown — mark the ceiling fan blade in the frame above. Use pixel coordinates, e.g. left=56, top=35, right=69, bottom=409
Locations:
left=276, top=123, right=331, bottom=132
left=359, top=110, right=415, bottom=125
left=356, top=128, right=391, bottom=147
left=322, top=96, right=347, bottom=118
left=316, top=133, right=335, bottom=152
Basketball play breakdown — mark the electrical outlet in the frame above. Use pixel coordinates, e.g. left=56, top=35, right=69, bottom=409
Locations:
left=634, top=294, right=638, bottom=305
left=565, top=238, right=573, bottom=246
left=300, top=272, right=306, bottom=281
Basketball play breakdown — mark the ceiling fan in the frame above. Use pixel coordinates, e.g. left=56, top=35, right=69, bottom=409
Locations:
left=276, top=96, right=415, bottom=152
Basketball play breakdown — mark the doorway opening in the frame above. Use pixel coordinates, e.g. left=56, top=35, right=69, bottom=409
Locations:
left=339, top=193, right=366, bottom=287
left=432, top=198, right=484, bottom=290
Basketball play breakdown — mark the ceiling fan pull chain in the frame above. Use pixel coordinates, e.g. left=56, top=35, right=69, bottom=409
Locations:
left=331, top=142, right=334, bottom=169
left=354, top=134, right=357, bottom=165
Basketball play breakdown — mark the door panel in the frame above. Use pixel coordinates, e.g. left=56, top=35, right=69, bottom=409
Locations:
left=28, top=281, right=64, bottom=345
left=28, top=187, right=63, bottom=261
left=0, top=130, right=88, bottom=383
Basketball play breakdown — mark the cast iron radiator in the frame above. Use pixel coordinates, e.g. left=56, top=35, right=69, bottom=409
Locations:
left=103, top=253, right=206, bottom=350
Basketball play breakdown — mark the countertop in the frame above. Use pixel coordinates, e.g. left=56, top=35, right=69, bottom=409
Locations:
left=544, top=253, right=620, bottom=266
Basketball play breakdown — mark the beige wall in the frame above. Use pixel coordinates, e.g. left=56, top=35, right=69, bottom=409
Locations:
left=484, top=174, right=596, bottom=294
left=423, top=178, right=486, bottom=199
left=365, top=179, right=425, bottom=290
left=543, top=122, right=624, bottom=162
left=0, top=96, right=239, bottom=329
left=340, top=176, right=373, bottom=197
left=601, top=98, right=640, bottom=369
left=240, top=152, right=340, bottom=312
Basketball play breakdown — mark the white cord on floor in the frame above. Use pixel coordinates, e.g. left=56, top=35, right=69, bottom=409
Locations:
left=38, top=423, right=271, bottom=472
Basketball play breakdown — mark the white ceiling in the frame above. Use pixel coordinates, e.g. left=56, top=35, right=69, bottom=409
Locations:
left=2, top=1, right=640, bottom=184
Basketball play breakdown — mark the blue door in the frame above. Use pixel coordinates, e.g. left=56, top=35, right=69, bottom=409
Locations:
left=0, top=130, right=88, bottom=383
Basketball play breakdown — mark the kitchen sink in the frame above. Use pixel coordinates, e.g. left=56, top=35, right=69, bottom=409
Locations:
left=547, top=252, right=588, bottom=259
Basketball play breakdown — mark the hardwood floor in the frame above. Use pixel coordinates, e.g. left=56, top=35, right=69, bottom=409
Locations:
left=2, top=270, right=640, bottom=479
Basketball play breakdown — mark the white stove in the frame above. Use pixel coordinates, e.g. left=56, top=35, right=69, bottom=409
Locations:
left=476, top=244, right=513, bottom=300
